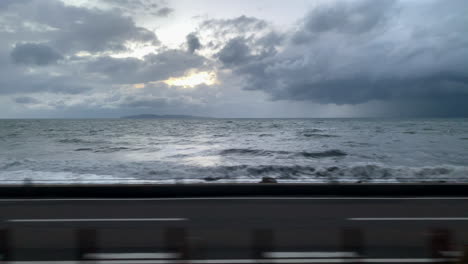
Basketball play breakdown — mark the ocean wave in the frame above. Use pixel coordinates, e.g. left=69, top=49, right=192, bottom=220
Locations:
left=0, top=170, right=148, bottom=185
left=301, top=128, right=324, bottom=133
left=220, top=148, right=347, bottom=158
left=0, top=161, right=22, bottom=169
left=58, top=138, right=108, bottom=144
left=74, top=146, right=143, bottom=153
left=94, top=146, right=131, bottom=153
left=220, top=148, right=287, bottom=156
left=74, top=148, right=93, bottom=151
left=0, top=163, right=467, bottom=185
left=302, top=133, right=339, bottom=138
left=299, top=149, right=347, bottom=158
left=58, top=138, right=89, bottom=144
left=195, top=164, right=468, bottom=183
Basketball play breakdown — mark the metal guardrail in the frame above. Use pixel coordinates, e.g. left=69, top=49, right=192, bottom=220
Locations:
left=1, top=227, right=467, bottom=263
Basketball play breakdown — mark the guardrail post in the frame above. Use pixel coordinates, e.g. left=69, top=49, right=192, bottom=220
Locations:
left=251, top=228, right=274, bottom=259
left=341, top=228, right=364, bottom=263
left=0, top=229, right=11, bottom=262
left=459, top=245, right=468, bottom=264
left=164, top=227, right=189, bottom=260
left=76, top=229, right=97, bottom=262
left=190, top=237, right=206, bottom=260
left=429, top=228, right=452, bottom=263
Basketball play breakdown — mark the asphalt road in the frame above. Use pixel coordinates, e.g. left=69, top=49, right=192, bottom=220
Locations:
left=1, top=196, right=468, bottom=263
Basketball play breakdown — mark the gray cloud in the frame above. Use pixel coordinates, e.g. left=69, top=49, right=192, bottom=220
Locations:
left=213, top=0, right=468, bottom=116
left=2, top=0, right=468, bottom=117
left=197, top=15, right=283, bottom=68
left=101, top=0, right=173, bottom=18
left=85, top=49, right=208, bottom=84
left=0, top=0, right=30, bottom=9
left=0, top=0, right=163, bottom=97
left=296, top=0, right=395, bottom=39
left=8, top=0, right=158, bottom=54
left=0, top=73, right=93, bottom=95
left=186, top=33, right=201, bottom=54
left=13, top=96, right=40, bottom=104
left=155, top=7, right=174, bottom=17
left=0, top=47, right=93, bottom=95
left=10, top=42, right=62, bottom=66
left=200, top=15, right=267, bottom=36
left=102, top=0, right=153, bottom=9
left=216, top=37, right=251, bottom=66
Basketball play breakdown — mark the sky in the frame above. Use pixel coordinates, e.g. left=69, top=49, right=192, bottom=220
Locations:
left=0, top=0, right=467, bottom=118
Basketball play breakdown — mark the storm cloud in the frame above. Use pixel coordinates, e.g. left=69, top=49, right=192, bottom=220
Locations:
left=155, top=7, right=174, bottom=17
left=212, top=0, right=468, bottom=115
left=13, top=96, right=40, bottom=104
left=11, top=43, right=62, bottom=66
left=5, top=0, right=158, bottom=54
left=186, top=33, right=201, bottom=54
left=1, top=0, right=467, bottom=117
left=85, top=49, right=208, bottom=84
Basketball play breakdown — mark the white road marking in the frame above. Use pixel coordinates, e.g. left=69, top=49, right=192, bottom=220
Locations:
left=440, top=251, right=462, bottom=257
left=1, top=197, right=468, bottom=202
left=7, top=218, right=187, bottom=223
left=348, top=217, right=468, bottom=221
left=359, top=259, right=457, bottom=263
left=264, top=251, right=358, bottom=258
left=84, top=252, right=180, bottom=259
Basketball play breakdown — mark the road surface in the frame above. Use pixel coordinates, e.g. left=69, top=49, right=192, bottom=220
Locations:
left=1, top=196, right=468, bottom=263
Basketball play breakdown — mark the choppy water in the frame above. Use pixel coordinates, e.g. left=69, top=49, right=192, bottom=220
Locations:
left=0, top=118, right=467, bottom=184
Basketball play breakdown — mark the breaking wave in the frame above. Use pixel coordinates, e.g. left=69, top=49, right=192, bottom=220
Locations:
left=58, top=138, right=90, bottom=144
left=58, top=138, right=107, bottom=144
left=220, top=148, right=347, bottom=158
left=302, top=133, right=339, bottom=138
left=0, top=161, right=467, bottom=185
left=194, top=164, right=468, bottom=183
left=74, top=146, right=142, bottom=153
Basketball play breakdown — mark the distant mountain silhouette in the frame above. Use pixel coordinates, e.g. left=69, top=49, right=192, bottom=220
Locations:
left=121, top=114, right=212, bottom=119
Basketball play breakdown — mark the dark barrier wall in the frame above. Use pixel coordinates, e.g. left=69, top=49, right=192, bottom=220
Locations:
left=0, top=183, right=467, bottom=198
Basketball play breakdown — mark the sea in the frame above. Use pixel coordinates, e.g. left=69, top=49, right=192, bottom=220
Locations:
left=0, top=118, right=467, bottom=185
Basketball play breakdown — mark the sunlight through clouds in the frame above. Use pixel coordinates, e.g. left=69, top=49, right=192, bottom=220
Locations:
left=163, top=71, right=218, bottom=88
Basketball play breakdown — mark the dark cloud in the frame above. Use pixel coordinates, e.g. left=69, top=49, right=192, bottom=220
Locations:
left=102, top=0, right=149, bottom=8
left=2, top=0, right=468, bottom=117
left=198, top=15, right=283, bottom=67
left=85, top=49, right=208, bottom=84
left=296, top=0, right=395, bottom=39
left=200, top=15, right=267, bottom=36
left=155, top=7, right=174, bottom=17
left=0, top=74, right=93, bottom=95
left=216, top=37, right=251, bottom=66
left=212, top=0, right=468, bottom=116
left=11, top=0, right=158, bottom=54
left=13, top=96, right=40, bottom=104
left=0, top=47, right=93, bottom=95
left=0, top=0, right=163, bottom=97
left=0, top=0, right=30, bottom=9
left=186, top=33, right=201, bottom=54
left=101, top=0, right=166, bottom=17
left=10, top=43, right=62, bottom=66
